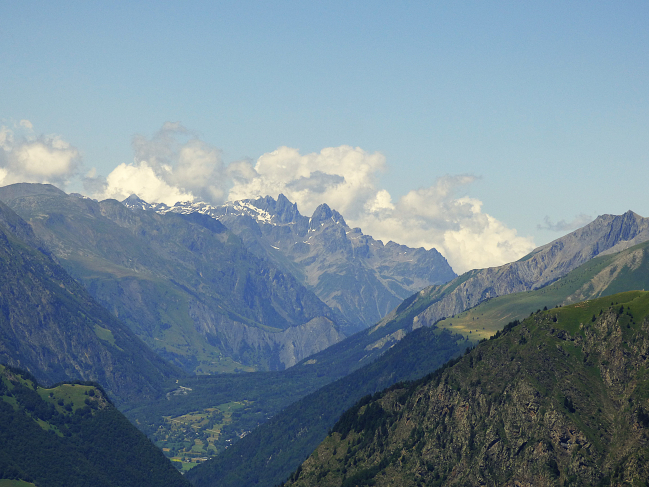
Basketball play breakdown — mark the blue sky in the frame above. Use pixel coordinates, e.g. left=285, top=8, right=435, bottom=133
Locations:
left=2, top=1, right=648, bottom=272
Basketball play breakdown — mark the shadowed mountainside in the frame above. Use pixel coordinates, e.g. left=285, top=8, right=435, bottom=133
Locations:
left=126, top=193, right=457, bottom=331
left=0, top=200, right=179, bottom=405
left=0, top=365, right=190, bottom=487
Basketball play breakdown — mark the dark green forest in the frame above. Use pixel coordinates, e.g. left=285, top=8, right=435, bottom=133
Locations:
left=0, top=365, right=189, bottom=487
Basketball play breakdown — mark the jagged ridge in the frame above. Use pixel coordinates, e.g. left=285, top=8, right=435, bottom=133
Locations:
left=380, top=210, right=649, bottom=333
left=0, top=184, right=343, bottom=374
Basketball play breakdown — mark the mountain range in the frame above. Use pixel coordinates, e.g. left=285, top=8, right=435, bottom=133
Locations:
left=0, top=184, right=343, bottom=374
left=392, top=210, right=649, bottom=333
left=125, top=193, right=457, bottom=330
left=2, top=179, right=649, bottom=485
left=185, top=209, right=649, bottom=487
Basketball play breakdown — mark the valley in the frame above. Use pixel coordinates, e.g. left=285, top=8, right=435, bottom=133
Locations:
left=184, top=219, right=649, bottom=486
left=155, top=400, right=251, bottom=471
left=1, top=183, right=649, bottom=486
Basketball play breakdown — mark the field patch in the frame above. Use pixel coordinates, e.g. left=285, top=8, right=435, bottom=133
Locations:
left=153, top=401, right=254, bottom=470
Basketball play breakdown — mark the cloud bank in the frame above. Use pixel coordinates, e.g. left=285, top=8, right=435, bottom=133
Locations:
left=88, top=123, right=535, bottom=273
left=0, top=121, right=81, bottom=187
left=88, top=122, right=225, bottom=205
left=537, top=214, right=593, bottom=233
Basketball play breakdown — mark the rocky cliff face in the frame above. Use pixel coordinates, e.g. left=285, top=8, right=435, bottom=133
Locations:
left=128, top=194, right=457, bottom=331
left=0, top=184, right=343, bottom=374
left=381, top=211, right=649, bottom=332
left=0, top=200, right=179, bottom=404
left=287, top=291, right=649, bottom=486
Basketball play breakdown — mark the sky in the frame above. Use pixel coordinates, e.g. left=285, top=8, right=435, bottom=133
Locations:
left=1, top=1, right=648, bottom=273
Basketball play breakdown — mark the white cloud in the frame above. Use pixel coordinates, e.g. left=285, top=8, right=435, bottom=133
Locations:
left=87, top=122, right=535, bottom=273
left=353, top=177, right=535, bottom=273
left=0, top=121, right=81, bottom=187
left=228, top=145, right=386, bottom=219
left=87, top=122, right=225, bottom=205
left=95, top=161, right=195, bottom=205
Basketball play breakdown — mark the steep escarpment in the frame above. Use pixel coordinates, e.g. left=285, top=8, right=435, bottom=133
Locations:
left=286, top=291, right=649, bottom=486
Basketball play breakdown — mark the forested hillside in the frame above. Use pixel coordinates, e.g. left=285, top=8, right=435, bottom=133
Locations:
left=0, top=365, right=189, bottom=487
left=286, top=291, right=649, bottom=486
left=185, top=325, right=470, bottom=487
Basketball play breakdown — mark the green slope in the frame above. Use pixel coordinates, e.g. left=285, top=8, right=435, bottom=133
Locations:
left=287, top=291, right=649, bottom=486
left=0, top=365, right=189, bottom=487
left=435, top=240, right=649, bottom=340
left=376, top=210, right=649, bottom=339
left=123, top=286, right=475, bottom=468
left=184, top=326, right=470, bottom=487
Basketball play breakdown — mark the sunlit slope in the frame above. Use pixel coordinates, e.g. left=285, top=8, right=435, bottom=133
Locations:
left=433, top=240, right=649, bottom=340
